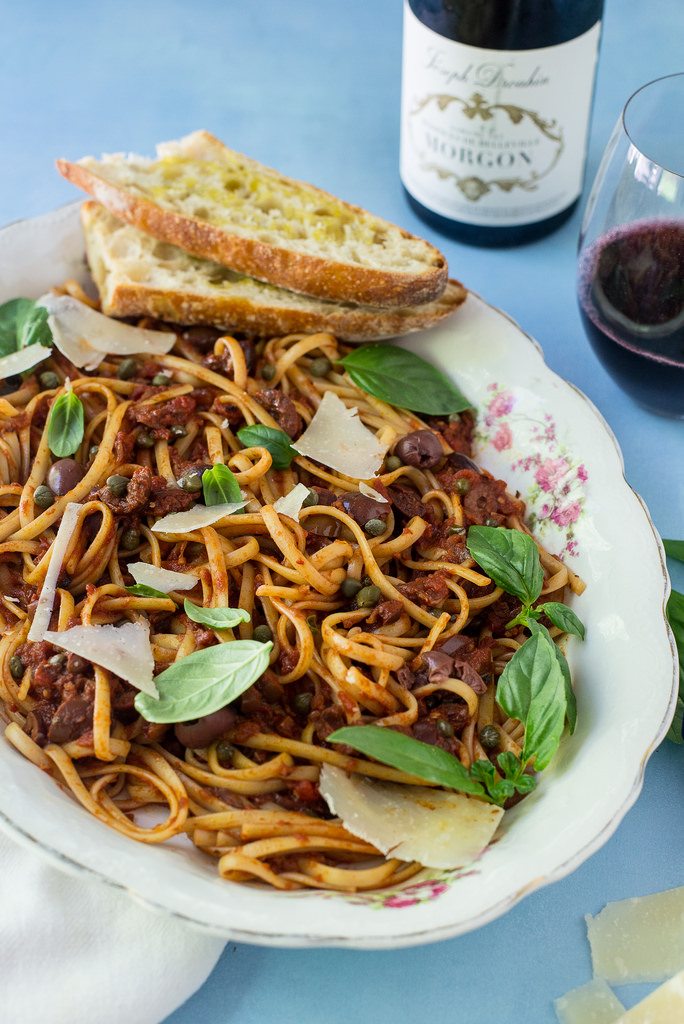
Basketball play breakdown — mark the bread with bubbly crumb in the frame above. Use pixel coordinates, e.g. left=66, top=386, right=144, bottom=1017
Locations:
left=81, top=202, right=466, bottom=342
left=58, top=131, right=449, bottom=308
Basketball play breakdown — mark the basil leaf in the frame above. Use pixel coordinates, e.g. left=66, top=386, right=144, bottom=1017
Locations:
left=497, top=630, right=567, bottom=770
left=467, top=525, right=544, bottom=605
left=667, top=589, right=684, bottom=743
left=528, top=619, right=577, bottom=734
left=327, top=725, right=486, bottom=796
left=469, top=759, right=514, bottom=806
left=494, top=752, right=537, bottom=797
left=236, top=424, right=296, bottom=469
left=184, top=599, right=251, bottom=630
left=539, top=601, right=586, bottom=640
left=135, top=639, right=273, bottom=723
left=202, top=463, right=242, bottom=506
left=126, top=584, right=170, bottom=599
left=46, top=390, right=84, bottom=457
left=341, top=344, right=471, bottom=415
left=663, top=539, right=684, bottom=564
left=0, top=298, right=52, bottom=357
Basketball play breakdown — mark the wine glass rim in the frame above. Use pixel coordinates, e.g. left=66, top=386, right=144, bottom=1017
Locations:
left=621, top=72, right=684, bottom=178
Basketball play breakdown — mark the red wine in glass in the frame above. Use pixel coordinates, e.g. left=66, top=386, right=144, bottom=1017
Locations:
left=578, top=219, right=684, bottom=416
left=577, top=74, right=684, bottom=417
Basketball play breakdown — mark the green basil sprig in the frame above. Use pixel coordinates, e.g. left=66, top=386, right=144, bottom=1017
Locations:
left=0, top=298, right=52, bottom=357
left=47, top=388, right=85, bottom=457
left=126, top=584, right=170, bottom=599
left=236, top=424, right=296, bottom=469
left=666, top=589, right=684, bottom=743
left=135, top=639, right=272, bottom=723
left=184, top=599, right=250, bottom=630
left=202, top=463, right=242, bottom=506
left=327, top=726, right=536, bottom=807
left=467, top=525, right=544, bottom=606
left=341, top=344, right=471, bottom=416
left=664, top=539, right=684, bottom=562
left=327, top=726, right=486, bottom=796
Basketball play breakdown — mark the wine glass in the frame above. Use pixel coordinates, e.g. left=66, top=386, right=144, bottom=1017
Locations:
left=577, top=73, right=684, bottom=417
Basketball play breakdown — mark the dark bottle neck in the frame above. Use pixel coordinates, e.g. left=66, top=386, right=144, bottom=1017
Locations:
left=408, top=0, right=604, bottom=49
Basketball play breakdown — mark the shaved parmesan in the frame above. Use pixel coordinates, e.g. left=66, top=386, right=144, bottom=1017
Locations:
left=37, top=293, right=176, bottom=367
left=0, top=344, right=52, bottom=380
left=319, top=765, right=502, bottom=869
left=273, top=483, right=311, bottom=522
left=554, top=979, right=624, bottom=1024
left=128, top=561, right=196, bottom=593
left=613, top=971, right=684, bottom=1022
left=292, top=391, right=387, bottom=480
left=151, top=499, right=246, bottom=534
left=44, top=621, right=157, bottom=698
left=586, top=886, right=684, bottom=983
left=359, top=481, right=388, bottom=503
left=28, top=502, right=81, bottom=641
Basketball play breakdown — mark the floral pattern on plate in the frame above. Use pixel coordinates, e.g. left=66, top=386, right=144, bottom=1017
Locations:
left=475, top=383, right=589, bottom=559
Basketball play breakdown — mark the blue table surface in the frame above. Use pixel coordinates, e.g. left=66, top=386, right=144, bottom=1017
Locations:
left=2, top=1, right=683, bottom=1021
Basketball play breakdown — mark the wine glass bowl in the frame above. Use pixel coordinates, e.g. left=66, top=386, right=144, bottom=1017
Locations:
left=577, top=73, right=684, bottom=417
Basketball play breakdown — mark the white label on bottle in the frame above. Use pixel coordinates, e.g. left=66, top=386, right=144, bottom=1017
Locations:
left=400, top=3, right=601, bottom=227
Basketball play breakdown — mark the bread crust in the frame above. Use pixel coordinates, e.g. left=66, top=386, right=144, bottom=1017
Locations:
left=58, top=155, right=448, bottom=309
left=98, top=278, right=466, bottom=342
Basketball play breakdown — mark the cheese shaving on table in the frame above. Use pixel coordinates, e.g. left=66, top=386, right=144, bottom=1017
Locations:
left=151, top=499, right=247, bottom=534
left=359, top=481, right=388, bottom=503
left=292, top=391, right=387, bottom=479
left=586, top=885, right=684, bottom=983
left=613, top=970, right=684, bottom=1022
left=27, top=502, right=81, bottom=641
left=44, top=621, right=158, bottom=698
left=0, top=344, right=52, bottom=380
left=554, top=979, right=625, bottom=1024
left=272, top=483, right=311, bottom=522
left=37, top=293, right=176, bottom=368
left=128, top=562, right=197, bottom=593
left=319, top=765, right=502, bottom=870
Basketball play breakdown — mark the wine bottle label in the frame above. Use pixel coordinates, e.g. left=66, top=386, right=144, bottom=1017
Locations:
left=400, top=2, right=601, bottom=227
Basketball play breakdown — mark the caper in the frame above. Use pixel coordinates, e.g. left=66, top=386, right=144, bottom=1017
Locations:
left=9, top=655, right=24, bottom=681
left=48, top=652, right=67, bottom=668
left=178, top=467, right=204, bottom=493
left=448, top=524, right=466, bottom=536
left=484, top=517, right=499, bottom=528
left=479, top=725, right=500, bottom=751
left=309, top=356, right=332, bottom=378
left=448, top=412, right=462, bottom=423
left=33, top=484, right=55, bottom=509
left=454, top=477, right=471, bottom=496
left=364, top=518, right=386, bottom=537
left=260, top=363, right=276, bottom=381
left=252, top=624, right=273, bottom=644
left=136, top=430, right=155, bottom=449
left=437, top=718, right=454, bottom=738
left=38, top=371, right=59, bottom=390
left=341, top=577, right=362, bottom=599
left=152, top=373, right=171, bottom=386
left=355, top=585, right=381, bottom=608
left=120, top=527, right=141, bottom=551
left=106, top=474, right=129, bottom=498
left=301, top=488, right=319, bottom=508
left=170, top=424, right=187, bottom=439
left=385, top=455, right=402, bottom=472
left=88, top=445, right=100, bottom=460
left=293, top=692, right=313, bottom=715
left=215, top=740, right=235, bottom=767
left=117, top=358, right=138, bottom=380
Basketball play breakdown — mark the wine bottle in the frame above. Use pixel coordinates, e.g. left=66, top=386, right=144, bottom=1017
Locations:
left=400, top=0, right=604, bottom=247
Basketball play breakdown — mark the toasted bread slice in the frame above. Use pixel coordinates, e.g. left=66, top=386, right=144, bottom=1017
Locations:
left=58, top=131, right=448, bottom=309
left=81, top=202, right=466, bottom=342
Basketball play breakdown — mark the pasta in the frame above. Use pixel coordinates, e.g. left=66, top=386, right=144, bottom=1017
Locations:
left=0, top=280, right=584, bottom=892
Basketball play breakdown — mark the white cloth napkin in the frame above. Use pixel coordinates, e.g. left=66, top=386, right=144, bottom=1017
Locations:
left=0, top=829, right=225, bottom=1024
